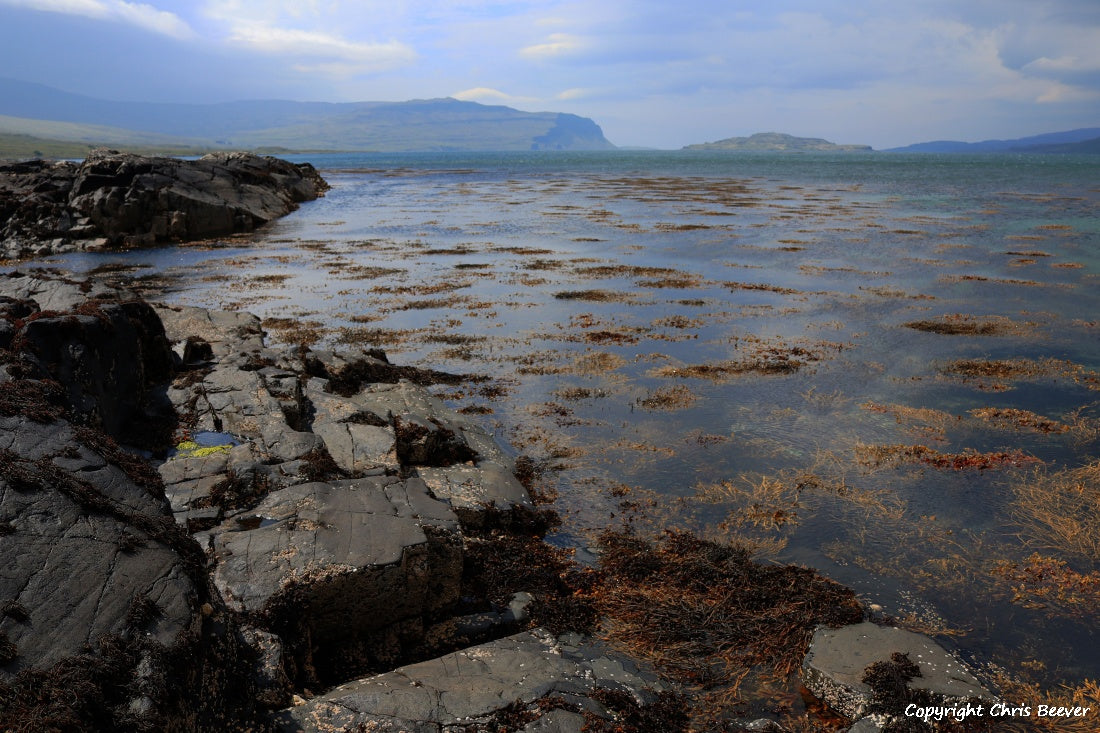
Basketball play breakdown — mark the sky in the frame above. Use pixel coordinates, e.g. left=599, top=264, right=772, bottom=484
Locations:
left=0, top=0, right=1097, bottom=149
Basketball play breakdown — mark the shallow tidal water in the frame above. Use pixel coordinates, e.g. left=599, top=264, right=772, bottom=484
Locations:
left=40, top=150, right=1100, bottom=702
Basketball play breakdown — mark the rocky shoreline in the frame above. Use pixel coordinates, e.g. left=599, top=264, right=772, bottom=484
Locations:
left=0, top=270, right=998, bottom=732
left=0, top=150, right=328, bottom=260
left=0, top=155, right=1001, bottom=732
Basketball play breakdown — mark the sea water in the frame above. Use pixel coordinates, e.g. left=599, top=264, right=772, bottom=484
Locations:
left=42, top=150, right=1100, bottom=693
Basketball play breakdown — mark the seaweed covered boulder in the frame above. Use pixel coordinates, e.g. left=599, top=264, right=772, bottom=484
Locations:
left=0, top=149, right=328, bottom=258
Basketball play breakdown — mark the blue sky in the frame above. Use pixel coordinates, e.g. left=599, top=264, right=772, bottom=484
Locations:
left=1, top=0, right=1097, bottom=149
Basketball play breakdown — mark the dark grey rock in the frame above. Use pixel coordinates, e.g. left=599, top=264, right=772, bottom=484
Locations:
left=212, top=477, right=462, bottom=630
left=846, top=717, right=887, bottom=733
left=0, top=420, right=195, bottom=676
left=415, top=461, right=532, bottom=521
left=802, top=622, right=995, bottom=721
left=1, top=275, right=176, bottom=449
left=155, top=303, right=266, bottom=360
left=272, top=628, right=665, bottom=732
left=0, top=151, right=328, bottom=258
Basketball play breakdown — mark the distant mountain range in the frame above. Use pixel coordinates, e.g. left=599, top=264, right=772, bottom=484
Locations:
left=885, top=128, right=1100, bottom=153
left=682, top=132, right=872, bottom=152
left=0, top=78, right=615, bottom=155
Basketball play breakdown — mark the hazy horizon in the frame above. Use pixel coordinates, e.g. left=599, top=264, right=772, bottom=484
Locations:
left=1, top=0, right=1097, bottom=150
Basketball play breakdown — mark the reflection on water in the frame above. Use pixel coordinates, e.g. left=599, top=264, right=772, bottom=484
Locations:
left=39, top=152, right=1100, bottom=696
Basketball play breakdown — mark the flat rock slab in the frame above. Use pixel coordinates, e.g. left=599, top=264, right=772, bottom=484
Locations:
left=416, top=461, right=532, bottom=520
left=212, top=477, right=462, bottom=642
left=272, top=628, right=664, bottom=732
left=802, top=622, right=995, bottom=720
left=155, top=304, right=266, bottom=359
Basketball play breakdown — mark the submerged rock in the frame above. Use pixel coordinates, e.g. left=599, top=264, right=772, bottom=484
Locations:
left=0, top=150, right=328, bottom=258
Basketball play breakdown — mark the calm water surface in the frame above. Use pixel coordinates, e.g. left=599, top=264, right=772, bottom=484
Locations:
left=43, top=151, right=1100, bottom=695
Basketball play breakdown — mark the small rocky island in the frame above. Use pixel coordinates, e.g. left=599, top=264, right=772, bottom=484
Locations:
left=683, top=132, right=873, bottom=152
left=0, top=150, right=328, bottom=260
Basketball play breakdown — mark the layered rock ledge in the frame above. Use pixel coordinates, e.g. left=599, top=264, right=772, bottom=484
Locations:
left=0, top=150, right=328, bottom=259
left=0, top=271, right=664, bottom=731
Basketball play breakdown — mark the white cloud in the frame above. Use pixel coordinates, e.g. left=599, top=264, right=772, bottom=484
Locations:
left=1, top=0, right=193, bottom=37
left=520, top=32, right=585, bottom=59
left=112, top=1, right=193, bottom=37
left=228, top=23, right=415, bottom=70
left=1, top=0, right=107, bottom=14
left=556, top=87, right=593, bottom=100
left=452, top=86, right=539, bottom=105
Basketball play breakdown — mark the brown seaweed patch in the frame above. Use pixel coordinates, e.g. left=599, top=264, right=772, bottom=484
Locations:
left=969, top=407, right=1069, bottom=434
left=1008, top=461, right=1100, bottom=562
left=371, top=280, right=472, bottom=295
left=938, top=275, right=1051, bottom=287
left=581, top=329, right=641, bottom=345
left=652, top=315, right=705, bottom=330
left=723, top=281, right=801, bottom=295
left=263, top=317, right=325, bottom=347
left=592, top=530, right=862, bottom=699
left=858, top=286, right=935, bottom=300
left=493, top=245, right=556, bottom=255
left=991, top=554, right=1100, bottom=620
left=654, top=343, right=827, bottom=380
left=637, top=276, right=704, bottom=289
left=942, top=358, right=1099, bottom=390
left=553, top=289, right=636, bottom=302
left=334, top=265, right=404, bottom=279
left=573, top=351, right=628, bottom=375
left=552, top=386, right=608, bottom=401
left=335, top=326, right=421, bottom=348
left=903, top=314, right=1022, bottom=336
left=861, top=402, right=955, bottom=441
left=396, top=295, right=472, bottom=310
left=638, top=385, right=698, bottom=411
left=856, top=443, right=1040, bottom=471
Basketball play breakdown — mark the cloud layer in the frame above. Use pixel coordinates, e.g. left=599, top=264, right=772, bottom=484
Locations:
left=1, top=0, right=1097, bottom=148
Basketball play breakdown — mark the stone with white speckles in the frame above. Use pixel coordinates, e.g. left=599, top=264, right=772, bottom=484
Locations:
left=802, top=622, right=996, bottom=720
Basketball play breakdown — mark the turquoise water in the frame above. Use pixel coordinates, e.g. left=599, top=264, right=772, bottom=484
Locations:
left=40, top=150, right=1100, bottom=696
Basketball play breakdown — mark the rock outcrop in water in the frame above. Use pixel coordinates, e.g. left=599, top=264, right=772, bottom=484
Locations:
left=0, top=150, right=328, bottom=259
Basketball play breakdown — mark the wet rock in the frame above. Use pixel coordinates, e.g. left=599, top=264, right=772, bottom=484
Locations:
left=271, top=628, right=666, bottom=732
left=801, top=622, right=995, bottom=721
left=0, top=151, right=328, bottom=258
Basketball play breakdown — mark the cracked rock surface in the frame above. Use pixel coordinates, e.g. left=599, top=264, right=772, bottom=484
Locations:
left=1, top=270, right=673, bottom=730
left=273, top=629, right=666, bottom=733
